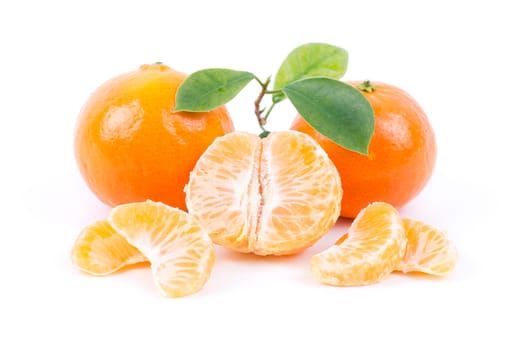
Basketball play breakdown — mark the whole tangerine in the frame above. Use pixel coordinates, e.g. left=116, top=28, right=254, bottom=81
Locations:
left=291, top=81, right=436, bottom=218
left=74, top=63, right=234, bottom=209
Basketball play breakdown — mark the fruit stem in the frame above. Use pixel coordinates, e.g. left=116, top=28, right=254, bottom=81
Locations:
left=254, top=76, right=271, bottom=134
left=358, top=80, right=376, bottom=93
left=254, top=76, right=285, bottom=137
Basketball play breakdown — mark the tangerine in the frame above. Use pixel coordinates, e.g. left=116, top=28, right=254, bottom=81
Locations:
left=185, top=130, right=342, bottom=256
left=291, top=81, right=436, bottom=218
left=74, top=63, right=234, bottom=209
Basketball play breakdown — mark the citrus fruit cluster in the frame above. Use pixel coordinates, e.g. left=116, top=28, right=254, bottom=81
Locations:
left=71, top=44, right=453, bottom=297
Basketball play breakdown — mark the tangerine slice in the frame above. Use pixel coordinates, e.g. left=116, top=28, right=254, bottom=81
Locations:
left=185, top=130, right=342, bottom=256
left=398, top=218, right=457, bottom=276
left=310, top=202, right=407, bottom=286
left=108, top=201, right=215, bottom=297
left=71, top=220, right=146, bottom=276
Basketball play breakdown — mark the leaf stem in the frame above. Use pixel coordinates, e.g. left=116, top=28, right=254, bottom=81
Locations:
left=263, top=102, right=276, bottom=123
left=254, top=76, right=266, bottom=88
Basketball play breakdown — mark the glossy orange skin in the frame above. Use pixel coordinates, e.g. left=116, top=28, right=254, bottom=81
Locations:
left=74, top=63, right=234, bottom=209
left=291, top=81, right=436, bottom=218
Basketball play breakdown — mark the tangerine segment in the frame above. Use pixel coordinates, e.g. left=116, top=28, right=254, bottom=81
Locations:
left=108, top=201, right=215, bottom=298
left=71, top=220, right=146, bottom=276
left=185, top=130, right=342, bottom=256
left=185, top=132, right=260, bottom=253
left=257, top=131, right=342, bottom=255
left=398, top=218, right=457, bottom=276
left=310, top=202, right=406, bottom=286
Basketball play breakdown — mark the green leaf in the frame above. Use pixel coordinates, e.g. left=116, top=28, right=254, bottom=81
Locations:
left=283, top=77, right=374, bottom=155
left=273, top=43, right=348, bottom=92
left=174, top=68, right=255, bottom=112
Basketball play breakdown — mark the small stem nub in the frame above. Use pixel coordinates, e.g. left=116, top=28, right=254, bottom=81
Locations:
left=259, top=130, right=270, bottom=138
left=357, top=80, right=376, bottom=93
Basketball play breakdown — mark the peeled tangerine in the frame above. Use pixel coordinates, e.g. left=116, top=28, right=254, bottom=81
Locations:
left=185, top=130, right=342, bottom=256
left=71, top=201, right=215, bottom=298
left=311, top=202, right=457, bottom=286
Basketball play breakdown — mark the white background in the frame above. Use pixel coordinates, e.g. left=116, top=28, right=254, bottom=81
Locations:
left=1, top=0, right=524, bottom=348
